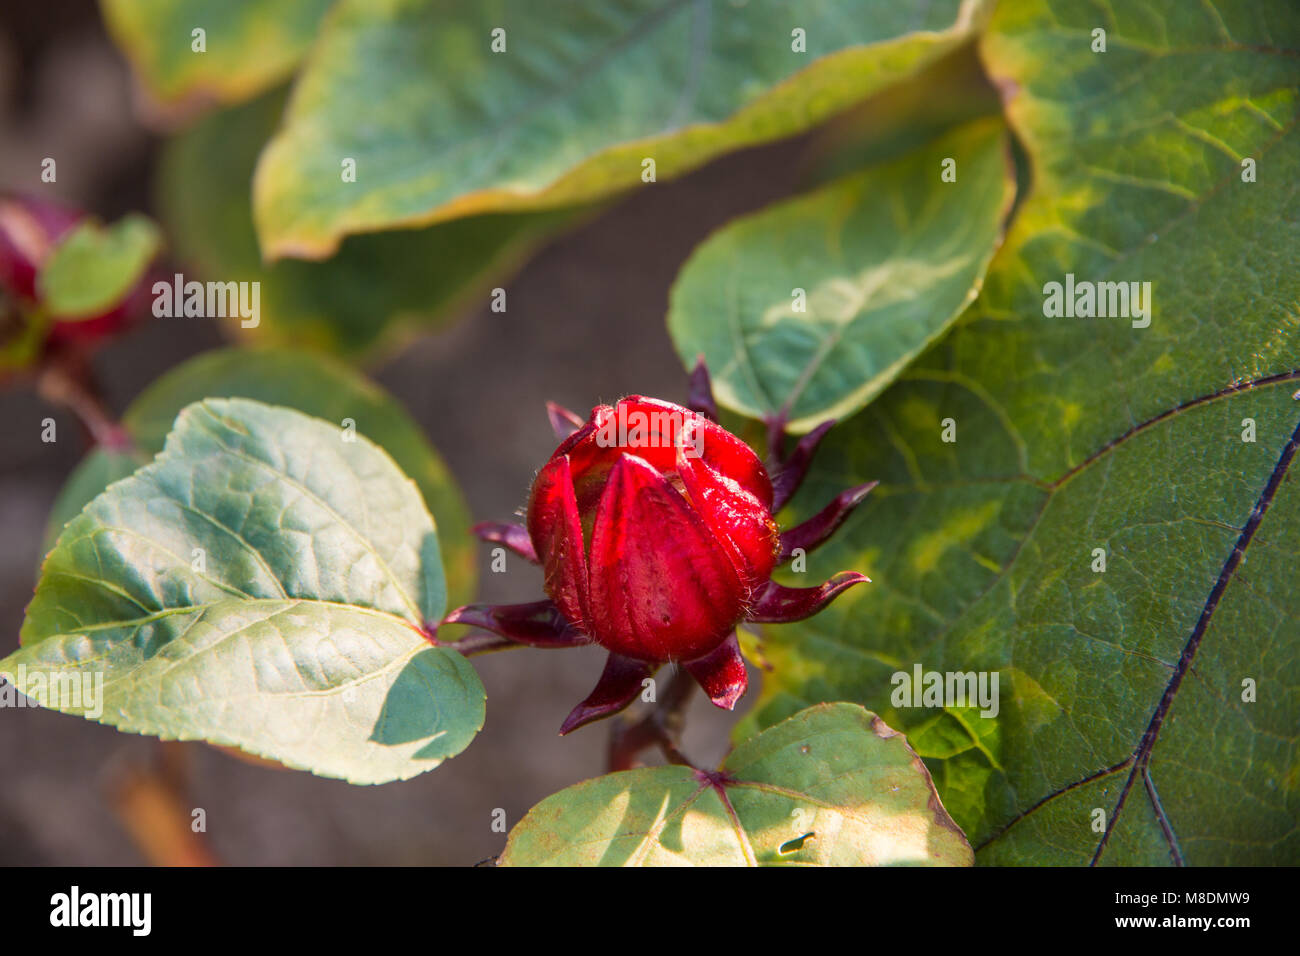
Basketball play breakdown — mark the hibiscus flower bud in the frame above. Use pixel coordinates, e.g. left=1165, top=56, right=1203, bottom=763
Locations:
left=0, top=193, right=157, bottom=349
left=0, top=194, right=79, bottom=301
left=529, top=396, right=780, bottom=663
left=438, top=361, right=875, bottom=734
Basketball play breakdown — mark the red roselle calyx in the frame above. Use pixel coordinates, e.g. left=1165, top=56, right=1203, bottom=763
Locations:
left=437, top=360, right=875, bottom=735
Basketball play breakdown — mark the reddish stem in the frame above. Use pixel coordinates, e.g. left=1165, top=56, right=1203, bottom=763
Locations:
left=607, top=668, right=697, bottom=771
left=442, top=631, right=522, bottom=656
left=35, top=349, right=132, bottom=451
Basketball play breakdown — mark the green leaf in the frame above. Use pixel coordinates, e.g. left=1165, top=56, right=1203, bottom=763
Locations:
left=253, top=0, right=988, bottom=258
left=100, top=0, right=334, bottom=108
left=160, top=90, right=578, bottom=358
left=36, top=215, right=161, bottom=320
left=43, top=448, right=148, bottom=557
left=668, top=117, right=1013, bottom=431
left=799, top=38, right=1003, bottom=186
left=500, top=703, right=972, bottom=866
left=42, top=348, right=477, bottom=612
left=743, top=0, right=1300, bottom=864
left=8, top=398, right=484, bottom=784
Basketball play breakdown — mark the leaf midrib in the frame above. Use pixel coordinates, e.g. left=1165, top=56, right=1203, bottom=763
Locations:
left=1089, top=412, right=1300, bottom=865
left=786, top=371, right=1300, bottom=858
left=25, top=595, right=423, bottom=640
left=17, top=598, right=428, bottom=701
left=188, top=405, right=426, bottom=624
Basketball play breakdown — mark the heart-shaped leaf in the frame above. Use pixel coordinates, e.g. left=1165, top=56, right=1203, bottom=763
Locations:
left=740, top=0, right=1300, bottom=864
left=8, top=398, right=484, bottom=783
left=37, top=214, right=161, bottom=320
left=499, top=703, right=972, bottom=866
left=253, top=0, right=988, bottom=258
left=101, top=0, right=334, bottom=109
left=160, top=90, right=579, bottom=358
left=669, top=116, right=1013, bottom=431
left=42, top=347, right=477, bottom=610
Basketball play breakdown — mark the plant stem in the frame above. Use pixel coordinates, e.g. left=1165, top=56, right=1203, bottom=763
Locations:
left=421, top=622, right=526, bottom=656
left=607, top=667, right=697, bottom=771
left=35, top=349, right=132, bottom=451
left=107, top=740, right=219, bottom=867
left=443, top=631, right=522, bottom=656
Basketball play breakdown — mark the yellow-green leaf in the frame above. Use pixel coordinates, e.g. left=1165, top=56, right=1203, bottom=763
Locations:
left=42, top=348, right=477, bottom=611
left=254, top=0, right=988, bottom=258
left=741, top=0, right=1300, bottom=865
left=160, top=89, right=577, bottom=358
left=10, top=398, right=484, bottom=784
left=669, top=117, right=1013, bottom=431
left=500, top=703, right=972, bottom=866
left=100, top=0, right=334, bottom=108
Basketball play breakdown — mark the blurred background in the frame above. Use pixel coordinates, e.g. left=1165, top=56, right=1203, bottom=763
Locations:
left=0, top=0, right=847, bottom=865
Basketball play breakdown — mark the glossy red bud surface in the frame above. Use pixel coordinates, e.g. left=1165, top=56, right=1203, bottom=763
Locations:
left=527, top=397, right=778, bottom=663
left=439, top=361, right=873, bottom=733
